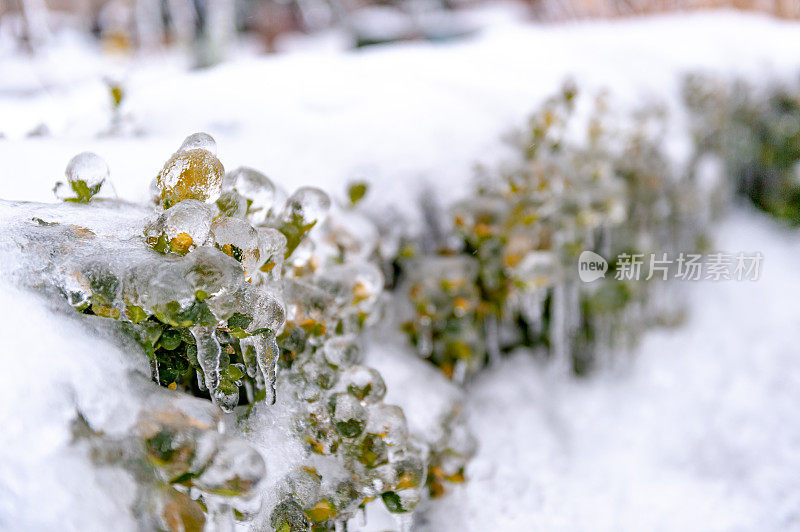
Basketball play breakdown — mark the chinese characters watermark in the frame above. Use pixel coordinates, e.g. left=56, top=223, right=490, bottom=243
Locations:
left=578, top=251, right=762, bottom=283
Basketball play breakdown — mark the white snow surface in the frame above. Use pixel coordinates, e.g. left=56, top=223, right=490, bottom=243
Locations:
left=2, top=9, right=800, bottom=209
left=1, top=7, right=800, bottom=531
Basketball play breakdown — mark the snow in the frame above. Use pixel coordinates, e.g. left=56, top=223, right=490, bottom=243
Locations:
left=0, top=285, right=143, bottom=531
left=1, top=6, right=800, bottom=531
left=3, top=10, right=800, bottom=210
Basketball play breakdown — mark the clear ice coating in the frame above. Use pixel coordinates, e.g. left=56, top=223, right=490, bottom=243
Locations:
left=257, top=227, right=287, bottom=281
left=339, top=365, right=386, bottom=403
left=66, top=152, right=110, bottom=189
left=191, top=325, right=223, bottom=399
left=179, top=132, right=218, bottom=154
left=216, top=189, right=248, bottom=218
left=365, top=404, right=409, bottom=447
left=282, top=186, right=332, bottom=227
left=249, top=289, right=286, bottom=333
left=329, top=392, right=368, bottom=438
left=223, top=167, right=278, bottom=223
left=323, top=336, right=362, bottom=368
left=55, top=151, right=111, bottom=202
left=210, top=216, right=261, bottom=279
left=156, top=134, right=225, bottom=208
left=144, top=199, right=214, bottom=254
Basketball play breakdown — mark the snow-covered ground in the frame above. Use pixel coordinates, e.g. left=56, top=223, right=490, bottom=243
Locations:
left=2, top=7, right=800, bottom=531
left=2, top=9, right=800, bottom=208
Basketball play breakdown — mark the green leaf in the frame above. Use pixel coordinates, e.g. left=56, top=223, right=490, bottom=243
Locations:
left=347, top=181, right=368, bottom=206
left=381, top=491, right=405, bottom=513
left=69, top=179, right=101, bottom=203
left=125, top=305, right=148, bottom=323
left=227, top=312, right=253, bottom=331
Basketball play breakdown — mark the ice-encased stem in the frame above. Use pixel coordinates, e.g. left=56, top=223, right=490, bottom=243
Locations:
left=191, top=325, right=222, bottom=392
left=255, top=333, right=279, bottom=405
left=241, top=332, right=279, bottom=404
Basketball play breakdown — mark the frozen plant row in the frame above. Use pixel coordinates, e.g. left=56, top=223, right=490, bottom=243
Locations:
left=397, top=82, right=714, bottom=381
left=683, top=72, right=800, bottom=224
left=2, top=133, right=472, bottom=531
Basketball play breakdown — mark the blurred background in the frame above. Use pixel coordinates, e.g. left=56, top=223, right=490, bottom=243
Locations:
left=3, top=1, right=800, bottom=531
left=2, top=0, right=799, bottom=64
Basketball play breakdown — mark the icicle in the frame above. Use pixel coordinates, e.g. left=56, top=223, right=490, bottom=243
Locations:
left=196, top=369, right=207, bottom=391
left=253, top=333, right=279, bottom=404
left=240, top=337, right=259, bottom=379
left=191, top=325, right=222, bottom=393
left=393, top=513, right=413, bottom=532
left=205, top=499, right=235, bottom=532
left=244, top=381, right=254, bottom=404
left=213, top=383, right=239, bottom=414
left=417, top=316, right=433, bottom=358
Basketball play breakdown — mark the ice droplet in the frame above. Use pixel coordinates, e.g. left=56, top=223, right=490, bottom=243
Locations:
left=216, top=190, right=248, bottom=218
left=66, top=152, right=109, bottom=189
left=145, top=199, right=215, bottom=254
left=366, top=405, right=408, bottom=446
left=192, top=436, right=266, bottom=498
left=317, top=262, right=384, bottom=312
left=213, top=382, right=240, bottom=414
left=223, top=167, right=277, bottom=223
left=179, top=132, right=217, bottom=155
left=183, top=245, right=242, bottom=303
left=322, top=336, right=361, bottom=368
left=60, top=152, right=110, bottom=201
left=329, top=392, right=367, bottom=439
left=156, top=147, right=224, bottom=208
left=340, top=365, right=386, bottom=403
left=210, top=217, right=261, bottom=280
left=256, top=227, right=287, bottom=280
left=282, top=186, right=331, bottom=227
left=323, top=209, right=380, bottom=262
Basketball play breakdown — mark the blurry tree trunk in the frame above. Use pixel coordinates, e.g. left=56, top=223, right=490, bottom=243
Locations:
left=134, top=0, right=164, bottom=49
left=14, top=0, right=50, bottom=51
left=189, top=0, right=229, bottom=67
left=204, top=0, right=236, bottom=63
left=166, top=0, right=197, bottom=47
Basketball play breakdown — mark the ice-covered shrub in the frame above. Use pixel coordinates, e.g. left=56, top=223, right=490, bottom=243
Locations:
left=74, top=387, right=266, bottom=531
left=1, top=133, right=472, bottom=529
left=683, top=73, right=800, bottom=224
left=399, top=83, right=704, bottom=380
